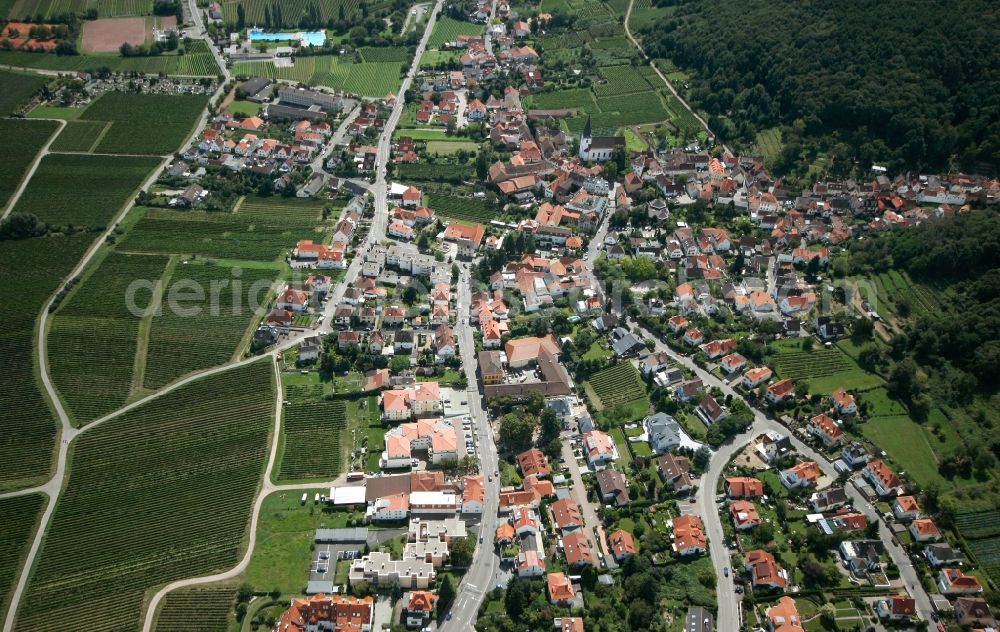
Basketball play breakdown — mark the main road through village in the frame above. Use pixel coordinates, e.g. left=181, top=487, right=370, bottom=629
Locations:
left=0, top=0, right=934, bottom=628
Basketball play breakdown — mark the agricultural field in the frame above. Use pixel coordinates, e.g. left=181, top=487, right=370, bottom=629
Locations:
left=769, top=338, right=884, bottom=393
left=426, top=16, right=481, bottom=48
left=528, top=85, right=670, bottom=135
left=425, top=189, right=493, bottom=223
left=49, top=119, right=108, bottom=153
left=396, top=161, right=474, bottom=182
left=80, top=92, right=209, bottom=155
left=142, top=264, right=279, bottom=389
left=0, top=69, right=47, bottom=115
left=119, top=207, right=323, bottom=261
left=871, top=269, right=942, bottom=320
left=276, top=399, right=347, bottom=481
left=10, top=153, right=160, bottom=228
left=626, top=0, right=673, bottom=31
left=0, top=118, right=59, bottom=209
left=584, top=362, right=648, bottom=414
left=358, top=46, right=411, bottom=62
left=0, top=233, right=93, bottom=490
left=233, top=56, right=403, bottom=97
left=0, top=40, right=219, bottom=75
left=236, top=195, right=327, bottom=222
left=153, top=587, right=235, bottom=632
left=6, top=0, right=152, bottom=18
left=755, top=127, right=783, bottom=166
left=48, top=252, right=171, bottom=424
left=16, top=361, right=275, bottom=632
left=594, top=64, right=655, bottom=97
left=956, top=510, right=1000, bottom=540
left=219, top=0, right=372, bottom=27
left=0, top=494, right=46, bottom=623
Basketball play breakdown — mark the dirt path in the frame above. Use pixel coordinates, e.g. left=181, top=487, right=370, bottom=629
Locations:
left=622, top=0, right=731, bottom=154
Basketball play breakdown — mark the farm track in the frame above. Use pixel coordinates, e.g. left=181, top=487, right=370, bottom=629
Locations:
left=622, top=0, right=731, bottom=155
left=2, top=0, right=440, bottom=623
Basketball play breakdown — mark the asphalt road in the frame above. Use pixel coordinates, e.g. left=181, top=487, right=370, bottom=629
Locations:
left=438, top=265, right=502, bottom=631
left=629, top=320, right=937, bottom=628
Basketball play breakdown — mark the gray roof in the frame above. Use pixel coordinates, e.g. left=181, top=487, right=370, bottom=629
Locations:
left=315, top=527, right=369, bottom=543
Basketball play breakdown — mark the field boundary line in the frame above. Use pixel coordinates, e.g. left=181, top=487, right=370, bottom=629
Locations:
left=0, top=118, right=65, bottom=221
left=87, top=120, right=113, bottom=153
left=131, top=255, right=177, bottom=395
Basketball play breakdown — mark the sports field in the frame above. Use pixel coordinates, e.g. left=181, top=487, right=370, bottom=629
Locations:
left=80, top=16, right=146, bottom=52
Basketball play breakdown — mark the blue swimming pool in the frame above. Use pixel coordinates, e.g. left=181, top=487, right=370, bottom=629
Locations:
left=248, top=29, right=326, bottom=47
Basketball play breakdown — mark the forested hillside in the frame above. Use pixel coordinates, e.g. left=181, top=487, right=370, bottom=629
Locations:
left=642, top=0, right=1000, bottom=176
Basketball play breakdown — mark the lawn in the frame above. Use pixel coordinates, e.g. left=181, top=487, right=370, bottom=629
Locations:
left=244, top=489, right=354, bottom=594
left=0, top=118, right=59, bottom=209
left=862, top=415, right=953, bottom=489
left=26, top=104, right=83, bottom=120
left=18, top=361, right=275, bottom=632
left=769, top=338, right=884, bottom=393
left=426, top=140, right=478, bottom=155
left=582, top=340, right=612, bottom=361
left=622, top=127, right=648, bottom=151
left=10, top=153, right=160, bottom=228
left=0, top=69, right=47, bottom=115
left=394, top=127, right=454, bottom=141
left=226, top=99, right=261, bottom=116
left=610, top=426, right=633, bottom=468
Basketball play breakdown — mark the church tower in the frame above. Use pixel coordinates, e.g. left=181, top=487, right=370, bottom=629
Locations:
left=578, top=114, right=593, bottom=160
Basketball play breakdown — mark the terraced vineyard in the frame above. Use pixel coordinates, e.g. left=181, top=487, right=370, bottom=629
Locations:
left=142, top=264, right=278, bottom=389
left=10, top=153, right=160, bottom=228
left=48, top=252, right=170, bottom=424
left=0, top=119, right=58, bottom=209
left=119, top=207, right=320, bottom=261
left=0, top=233, right=94, bottom=490
left=0, top=43, right=219, bottom=75
left=49, top=120, right=107, bottom=153
left=586, top=362, right=647, bottom=410
left=0, top=494, right=46, bottom=623
left=153, top=587, right=235, bottom=632
left=425, top=190, right=493, bottom=223
left=80, top=92, right=209, bottom=155
left=0, top=69, right=47, bottom=115
left=875, top=269, right=942, bottom=319
left=277, top=399, right=347, bottom=480
left=16, top=361, right=275, bottom=632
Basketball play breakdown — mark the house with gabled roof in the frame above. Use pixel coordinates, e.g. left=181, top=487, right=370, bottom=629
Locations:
left=863, top=459, right=901, bottom=497
left=807, top=413, right=843, bottom=448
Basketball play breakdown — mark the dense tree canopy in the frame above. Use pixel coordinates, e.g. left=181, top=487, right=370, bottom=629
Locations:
left=643, top=0, right=1000, bottom=175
